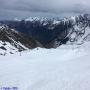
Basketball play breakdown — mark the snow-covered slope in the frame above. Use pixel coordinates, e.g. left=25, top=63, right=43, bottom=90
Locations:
left=0, top=41, right=90, bottom=90
left=67, top=14, right=90, bottom=45
left=0, top=25, right=28, bottom=55
left=0, top=14, right=90, bottom=90
left=0, top=41, right=19, bottom=55
left=52, top=14, right=90, bottom=47
left=24, top=14, right=90, bottom=48
left=0, top=25, right=41, bottom=55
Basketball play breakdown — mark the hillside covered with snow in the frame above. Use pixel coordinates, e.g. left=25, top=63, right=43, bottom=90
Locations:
left=0, top=41, right=90, bottom=90
left=0, top=14, right=90, bottom=90
left=1, top=14, right=90, bottom=49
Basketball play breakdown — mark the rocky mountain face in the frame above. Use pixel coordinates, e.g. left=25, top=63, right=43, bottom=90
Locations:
left=0, top=14, right=90, bottom=52
left=0, top=25, right=41, bottom=55
left=67, top=14, right=90, bottom=45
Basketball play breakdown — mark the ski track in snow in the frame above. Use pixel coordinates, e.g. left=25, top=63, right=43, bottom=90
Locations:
left=0, top=42, right=90, bottom=90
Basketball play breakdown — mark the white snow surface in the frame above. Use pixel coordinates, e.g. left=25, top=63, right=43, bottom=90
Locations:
left=0, top=41, right=18, bottom=55
left=0, top=42, right=90, bottom=90
left=0, top=40, right=27, bottom=55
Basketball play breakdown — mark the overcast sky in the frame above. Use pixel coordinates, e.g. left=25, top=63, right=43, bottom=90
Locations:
left=0, top=0, right=90, bottom=20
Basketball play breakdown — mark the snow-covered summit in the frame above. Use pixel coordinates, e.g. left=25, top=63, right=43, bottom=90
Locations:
left=1, top=14, right=90, bottom=49
left=25, top=17, right=48, bottom=22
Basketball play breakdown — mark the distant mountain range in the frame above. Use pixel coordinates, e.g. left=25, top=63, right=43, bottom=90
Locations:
left=0, top=14, right=90, bottom=54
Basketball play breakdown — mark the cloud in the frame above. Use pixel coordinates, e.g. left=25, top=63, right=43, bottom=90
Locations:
left=0, top=0, right=90, bottom=20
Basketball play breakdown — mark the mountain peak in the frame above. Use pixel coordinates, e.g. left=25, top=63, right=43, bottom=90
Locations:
left=0, top=14, right=90, bottom=50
